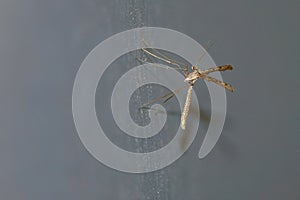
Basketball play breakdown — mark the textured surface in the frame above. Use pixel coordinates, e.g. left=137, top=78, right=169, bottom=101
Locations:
left=0, top=0, right=299, bottom=199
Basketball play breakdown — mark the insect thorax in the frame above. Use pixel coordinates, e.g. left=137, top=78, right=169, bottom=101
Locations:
left=184, top=67, right=200, bottom=84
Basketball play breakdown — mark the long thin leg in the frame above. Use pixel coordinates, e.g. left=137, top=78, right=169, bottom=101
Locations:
left=142, top=40, right=188, bottom=66
left=180, top=85, right=193, bottom=130
left=201, top=65, right=233, bottom=75
left=141, top=40, right=190, bottom=76
left=141, top=48, right=187, bottom=73
left=152, top=48, right=189, bottom=76
left=201, top=74, right=234, bottom=92
left=136, top=57, right=184, bottom=71
left=139, top=84, right=189, bottom=109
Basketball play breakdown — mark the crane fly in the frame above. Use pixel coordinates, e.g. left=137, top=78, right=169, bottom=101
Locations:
left=138, top=41, right=234, bottom=130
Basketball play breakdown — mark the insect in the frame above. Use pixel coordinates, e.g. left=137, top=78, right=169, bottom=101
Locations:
left=138, top=41, right=234, bottom=130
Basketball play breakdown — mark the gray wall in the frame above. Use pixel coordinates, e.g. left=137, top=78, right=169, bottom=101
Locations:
left=0, top=0, right=299, bottom=199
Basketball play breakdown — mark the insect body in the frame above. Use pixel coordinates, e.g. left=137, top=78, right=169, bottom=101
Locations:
left=185, top=65, right=234, bottom=92
left=181, top=65, right=233, bottom=129
left=139, top=45, right=234, bottom=130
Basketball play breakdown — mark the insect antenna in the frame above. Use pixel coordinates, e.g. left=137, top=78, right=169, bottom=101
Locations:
left=194, top=40, right=215, bottom=67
